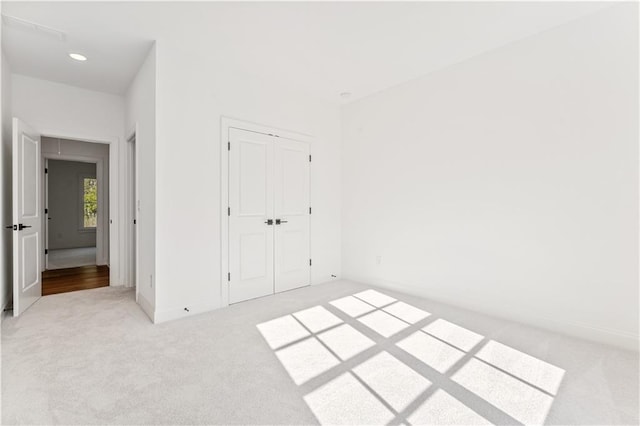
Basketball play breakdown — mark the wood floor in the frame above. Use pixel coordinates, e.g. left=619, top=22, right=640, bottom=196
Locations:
left=42, top=265, right=110, bottom=296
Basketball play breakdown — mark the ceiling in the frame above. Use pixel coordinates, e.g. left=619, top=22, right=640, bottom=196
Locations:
left=2, top=1, right=612, bottom=102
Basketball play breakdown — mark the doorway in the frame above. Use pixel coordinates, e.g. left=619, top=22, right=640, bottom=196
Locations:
left=11, top=117, right=125, bottom=316
left=42, top=137, right=110, bottom=295
left=45, top=159, right=98, bottom=269
left=227, top=127, right=311, bottom=304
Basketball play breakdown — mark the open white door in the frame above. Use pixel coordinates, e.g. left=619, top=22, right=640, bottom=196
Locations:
left=12, top=118, right=42, bottom=316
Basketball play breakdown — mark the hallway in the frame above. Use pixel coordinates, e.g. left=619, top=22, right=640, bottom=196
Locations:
left=42, top=265, right=109, bottom=296
left=47, top=247, right=97, bottom=270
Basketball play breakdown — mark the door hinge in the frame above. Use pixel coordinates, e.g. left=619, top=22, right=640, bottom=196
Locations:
left=44, top=168, right=48, bottom=174
left=228, top=141, right=231, bottom=151
left=309, top=259, right=312, bottom=266
left=309, top=155, right=312, bottom=162
left=228, top=272, right=231, bottom=281
left=133, top=219, right=137, bottom=225
left=228, top=207, right=231, bottom=216
left=45, top=249, right=48, bottom=255
left=309, top=207, right=312, bottom=214
left=44, top=208, right=48, bottom=214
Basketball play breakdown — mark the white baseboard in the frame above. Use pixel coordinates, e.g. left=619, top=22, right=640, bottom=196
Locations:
left=344, top=274, right=639, bottom=352
left=154, top=302, right=219, bottom=324
left=137, top=293, right=155, bottom=323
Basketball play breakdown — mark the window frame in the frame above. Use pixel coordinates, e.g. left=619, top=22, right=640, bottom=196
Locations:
left=78, top=174, right=98, bottom=232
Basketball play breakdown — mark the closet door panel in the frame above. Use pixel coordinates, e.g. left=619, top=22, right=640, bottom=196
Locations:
left=228, top=128, right=275, bottom=303
left=274, top=139, right=311, bottom=293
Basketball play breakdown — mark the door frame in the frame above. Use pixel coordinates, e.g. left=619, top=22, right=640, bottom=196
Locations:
left=42, top=153, right=106, bottom=269
left=220, top=117, right=313, bottom=307
left=44, top=158, right=49, bottom=269
left=126, top=129, right=138, bottom=300
left=39, top=132, right=119, bottom=285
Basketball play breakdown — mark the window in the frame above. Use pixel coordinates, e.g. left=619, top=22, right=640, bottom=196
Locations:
left=82, top=177, right=98, bottom=229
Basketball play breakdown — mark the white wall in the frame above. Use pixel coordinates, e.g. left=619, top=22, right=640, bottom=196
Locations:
left=12, top=75, right=126, bottom=284
left=341, top=4, right=638, bottom=350
left=153, top=40, right=342, bottom=322
left=12, top=75, right=125, bottom=141
left=125, top=44, right=156, bottom=319
left=47, top=160, right=97, bottom=249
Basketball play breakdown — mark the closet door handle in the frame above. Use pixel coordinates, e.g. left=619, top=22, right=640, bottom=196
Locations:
left=264, top=219, right=273, bottom=225
left=275, top=219, right=288, bottom=225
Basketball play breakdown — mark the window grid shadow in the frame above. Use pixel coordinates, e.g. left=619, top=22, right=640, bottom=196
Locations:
left=323, top=298, right=524, bottom=425
left=264, top=292, right=556, bottom=426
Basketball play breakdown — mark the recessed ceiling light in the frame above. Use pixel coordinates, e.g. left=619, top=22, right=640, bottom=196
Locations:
left=69, top=53, right=87, bottom=61
left=340, top=92, right=352, bottom=99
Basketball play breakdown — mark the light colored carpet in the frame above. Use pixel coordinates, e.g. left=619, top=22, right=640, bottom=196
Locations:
left=1, top=280, right=637, bottom=425
left=47, top=247, right=97, bottom=269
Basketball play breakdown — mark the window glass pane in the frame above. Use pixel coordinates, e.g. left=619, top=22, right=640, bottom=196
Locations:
left=83, top=178, right=97, bottom=228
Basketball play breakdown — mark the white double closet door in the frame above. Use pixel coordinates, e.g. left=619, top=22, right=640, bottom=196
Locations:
left=228, top=128, right=310, bottom=304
